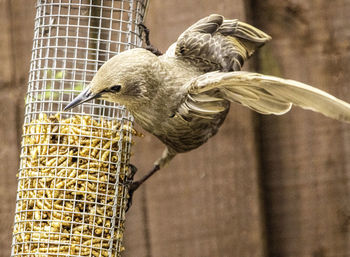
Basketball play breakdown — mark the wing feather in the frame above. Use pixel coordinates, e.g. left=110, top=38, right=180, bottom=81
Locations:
left=171, top=14, right=271, bottom=72
left=182, top=71, right=350, bottom=122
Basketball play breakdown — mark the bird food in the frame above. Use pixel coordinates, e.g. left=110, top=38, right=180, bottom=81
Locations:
left=12, top=113, right=135, bottom=256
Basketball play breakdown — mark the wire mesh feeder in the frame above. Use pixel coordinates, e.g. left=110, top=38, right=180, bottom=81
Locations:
left=11, top=0, right=148, bottom=256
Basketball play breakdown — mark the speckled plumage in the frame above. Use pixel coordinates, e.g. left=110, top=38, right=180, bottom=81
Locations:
left=67, top=14, right=350, bottom=172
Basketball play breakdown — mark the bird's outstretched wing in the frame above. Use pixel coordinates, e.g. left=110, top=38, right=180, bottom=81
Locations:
left=168, top=14, right=271, bottom=72
left=177, top=71, right=350, bottom=122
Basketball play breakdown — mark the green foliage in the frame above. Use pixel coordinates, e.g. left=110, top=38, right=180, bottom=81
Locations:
left=34, top=69, right=65, bottom=101
left=25, top=70, right=85, bottom=104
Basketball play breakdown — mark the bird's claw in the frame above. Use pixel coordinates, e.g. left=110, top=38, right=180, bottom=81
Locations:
left=137, top=22, right=163, bottom=56
left=123, top=163, right=141, bottom=212
left=123, top=163, right=162, bottom=212
left=127, top=163, right=138, bottom=181
left=124, top=180, right=142, bottom=212
left=137, top=22, right=151, bottom=46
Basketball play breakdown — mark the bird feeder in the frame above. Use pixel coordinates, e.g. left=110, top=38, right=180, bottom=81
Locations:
left=11, top=0, right=148, bottom=256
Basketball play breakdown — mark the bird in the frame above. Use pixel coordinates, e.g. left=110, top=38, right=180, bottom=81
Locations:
left=65, top=14, right=350, bottom=207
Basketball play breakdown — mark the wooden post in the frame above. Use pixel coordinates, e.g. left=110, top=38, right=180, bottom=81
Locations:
left=0, top=1, right=35, bottom=256
left=251, top=1, right=350, bottom=256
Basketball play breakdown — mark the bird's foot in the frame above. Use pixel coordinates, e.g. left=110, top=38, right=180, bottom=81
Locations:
left=123, top=164, right=138, bottom=212
left=137, top=23, right=151, bottom=46
left=124, top=164, right=161, bottom=212
left=137, top=23, right=163, bottom=56
left=125, top=180, right=142, bottom=212
left=126, top=163, right=138, bottom=181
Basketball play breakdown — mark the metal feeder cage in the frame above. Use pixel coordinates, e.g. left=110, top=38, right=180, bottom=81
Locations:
left=11, top=0, right=148, bottom=256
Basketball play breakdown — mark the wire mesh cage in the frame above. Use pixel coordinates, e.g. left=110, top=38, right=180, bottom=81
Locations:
left=11, top=0, right=148, bottom=256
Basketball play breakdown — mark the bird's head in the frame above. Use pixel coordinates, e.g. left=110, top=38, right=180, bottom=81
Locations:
left=64, top=48, right=158, bottom=111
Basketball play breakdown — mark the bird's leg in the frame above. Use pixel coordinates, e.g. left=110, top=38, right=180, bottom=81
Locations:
left=125, top=148, right=176, bottom=212
left=125, top=164, right=160, bottom=212
left=138, top=23, right=163, bottom=56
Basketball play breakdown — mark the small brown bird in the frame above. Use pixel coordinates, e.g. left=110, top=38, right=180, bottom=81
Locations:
left=65, top=14, right=350, bottom=203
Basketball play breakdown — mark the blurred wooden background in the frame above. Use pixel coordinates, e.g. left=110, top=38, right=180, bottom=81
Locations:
left=1, top=0, right=350, bottom=256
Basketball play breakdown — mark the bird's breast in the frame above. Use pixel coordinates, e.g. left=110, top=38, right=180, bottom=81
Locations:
left=132, top=103, right=230, bottom=153
left=129, top=56, right=230, bottom=153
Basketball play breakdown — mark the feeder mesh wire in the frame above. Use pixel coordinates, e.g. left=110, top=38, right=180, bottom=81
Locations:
left=11, top=0, right=148, bottom=256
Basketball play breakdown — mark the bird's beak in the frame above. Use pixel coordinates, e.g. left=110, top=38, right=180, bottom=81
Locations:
left=64, top=87, right=101, bottom=111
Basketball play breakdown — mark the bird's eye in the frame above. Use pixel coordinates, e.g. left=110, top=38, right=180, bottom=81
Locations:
left=110, top=85, right=122, bottom=92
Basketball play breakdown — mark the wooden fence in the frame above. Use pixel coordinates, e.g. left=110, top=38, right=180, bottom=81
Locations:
left=0, top=0, right=349, bottom=256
